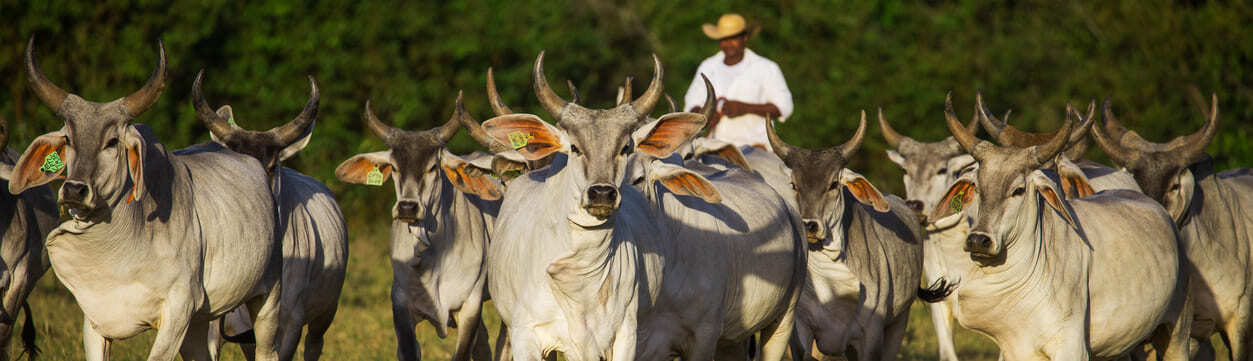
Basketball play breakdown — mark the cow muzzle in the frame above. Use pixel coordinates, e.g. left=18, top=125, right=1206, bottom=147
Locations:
left=964, top=232, right=1000, bottom=261
left=394, top=200, right=422, bottom=223
left=583, top=184, right=619, bottom=220
left=58, top=180, right=97, bottom=220
left=803, top=219, right=826, bottom=243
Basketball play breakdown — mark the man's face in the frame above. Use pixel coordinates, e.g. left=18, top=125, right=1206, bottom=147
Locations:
left=719, top=34, right=746, bottom=59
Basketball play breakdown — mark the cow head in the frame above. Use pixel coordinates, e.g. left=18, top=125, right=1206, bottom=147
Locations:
left=193, top=71, right=319, bottom=190
left=880, top=102, right=978, bottom=219
left=9, top=36, right=165, bottom=221
left=978, top=93, right=1096, bottom=165
left=934, top=93, right=1074, bottom=264
left=337, top=94, right=500, bottom=223
left=768, top=110, right=889, bottom=248
left=1090, top=95, right=1218, bottom=224
left=470, top=52, right=717, bottom=222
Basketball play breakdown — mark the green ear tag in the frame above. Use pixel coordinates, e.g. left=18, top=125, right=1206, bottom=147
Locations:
left=227, top=116, right=237, bottom=126
left=40, top=152, right=65, bottom=173
left=508, top=131, right=533, bottom=150
left=950, top=189, right=965, bottom=213
left=365, top=165, right=385, bottom=186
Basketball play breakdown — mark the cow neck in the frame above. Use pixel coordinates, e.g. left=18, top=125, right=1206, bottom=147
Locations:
left=430, top=172, right=493, bottom=309
left=1185, top=161, right=1253, bottom=256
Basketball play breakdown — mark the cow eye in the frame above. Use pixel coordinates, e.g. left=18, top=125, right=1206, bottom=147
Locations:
left=104, top=138, right=119, bottom=149
left=936, top=168, right=947, bottom=175
left=570, top=144, right=581, bottom=155
left=828, top=182, right=840, bottom=191
left=1010, top=187, right=1025, bottom=197
left=619, top=144, right=632, bottom=156
left=1169, top=183, right=1180, bottom=191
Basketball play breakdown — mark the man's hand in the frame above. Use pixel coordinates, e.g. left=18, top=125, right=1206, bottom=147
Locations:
left=721, top=100, right=781, bottom=118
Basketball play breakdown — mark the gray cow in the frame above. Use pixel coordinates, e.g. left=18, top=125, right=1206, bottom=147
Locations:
left=337, top=94, right=503, bottom=361
left=193, top=72, right=348, bottom=361
left=468, top=53, right=804, bottom=361
left=0, top=116, right=58, bottom=361
left=1090, top=95, right=1251, bottom=361
left=765, top=112, right=926, bottom=361
left=11, top=37, right=282, bottom=361
left=927, top=102, right=1192, bottom=360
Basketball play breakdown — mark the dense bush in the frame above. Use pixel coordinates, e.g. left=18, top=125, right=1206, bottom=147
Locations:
left=3, top=0, right=1249, bottom=220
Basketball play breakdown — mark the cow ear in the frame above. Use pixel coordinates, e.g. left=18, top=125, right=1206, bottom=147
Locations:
left=1031, top=171, right=1076, bottom=227
left=440, top=150, right=503, bottom=201
left=649, top=162, right=721, bottom=203
left=210, top=105, right=239, bottom=145
left=336, top=151, right=395, bottom=185
left=9, top=131, right=68, bottom=195
left=122, top=125, right=148, bottom=203
left=637, top=112, right=705, bottom=158
left=1055, top=157, right=1095, bottom=199
left=693, top=139, right=752, bottom=171
left=931, top=178, right=976, bottom=221
left=840, top=168, right=890, bottom=212
left=481, top=114, right=564, bottom=161
left=278, top=119, right=314, bottom=161
left=886, top=150, right=906, bottom=168
left=490, top=151, right=530, bottom=182
left=1165, top=168, right=1196, bottom=225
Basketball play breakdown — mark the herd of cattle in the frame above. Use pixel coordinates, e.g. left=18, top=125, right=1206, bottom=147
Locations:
left=0, top=36, right=1249, bottom=361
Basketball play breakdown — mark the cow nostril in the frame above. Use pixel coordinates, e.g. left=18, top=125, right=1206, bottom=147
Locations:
left=906, top=200, right=923, bottom=213
left=981, top=238, right=992, bottom=249
left=804, top=220, right=820, bottom=235
left=965, top=234, right=991, bottom=252
left=587, top=185, right=618, bottom=205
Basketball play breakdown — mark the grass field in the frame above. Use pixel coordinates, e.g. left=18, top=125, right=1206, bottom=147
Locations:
left=12, top=224, right=1232, bottom=360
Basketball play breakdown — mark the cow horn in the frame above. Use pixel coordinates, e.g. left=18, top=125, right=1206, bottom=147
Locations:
left=25, top=35, right=68, bottom=110
left=840, top=110, right=868, bottom=159
left=699, top=74, right=716, bottom=124
left=945, top=91, right=984, bottom=156
left=1032, top=113, right=1072, bottom=165
left=121, top=39, right=167, bottom=118
left=618, top=76, right=633, bottom=106
left=191, top=70, right=235, bottom=140
left=1166, top=93, right=1219, bottom=163
left=877, top=107, right=904, bottom=148
left=765, top=115, right=793, bottom=160
left=976, top=92, right=1005, bottom=138
left=665, top=94, right=677, bottom=113
left=486, top=67, right=513, bottom=116
left=271, top=75, right=320, bottom=145
left=434, top=92, right=464, bottom=144
left=363, top=100, right=398, bottom=142
left=1090, top=99, right=1137, bottom=166
left=566, top=80, right=580, bottom=104
left=532, top=51, right=569, bottom=120
left=456, top=97, right=512, bottom=154
left=630, top=54, right=664, bottom=116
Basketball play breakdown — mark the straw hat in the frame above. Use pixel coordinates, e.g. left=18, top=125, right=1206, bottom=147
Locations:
left=702, top=13, right=758, bottom=40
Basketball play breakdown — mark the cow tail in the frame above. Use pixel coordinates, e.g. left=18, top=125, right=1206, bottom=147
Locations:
left=918, top=278, right=956, bottom=303
left=220, top=322, right=257, bottom=344
left=18, top=300, right=39, bottom=360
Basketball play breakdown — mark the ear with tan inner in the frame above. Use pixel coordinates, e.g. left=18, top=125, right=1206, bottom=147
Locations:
left=440, top=150, right=503, bottom=201
left=840, top=168, right=890, bottom=212
left=648, top=162, right=721, bottom=203
left=335, top=151, right=395, bottom=185
left=931, top=179, right=976, bottom=221
left=637, top=112, right=706, bottom=158
left=1165, top=168, right=1196, bottom=225
left=123, top=126, right=148, bottom=203
left=1032, top=172, right=1076, bottom=226
left=694, top=140, right=752, bottom=171
left=1055, top=157, right=1094, bottom=199
left=210, top=105, right=239, bottom=145
left=8, top=131, right=68, bottom=195
left=481, top=114, right=564, bottom=161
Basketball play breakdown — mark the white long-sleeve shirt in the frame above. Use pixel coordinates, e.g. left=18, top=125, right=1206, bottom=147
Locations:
left=682, top=48, right=793, bottom=150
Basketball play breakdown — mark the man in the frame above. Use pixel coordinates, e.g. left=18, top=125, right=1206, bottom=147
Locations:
left=684, top=13, right=794, bottom=151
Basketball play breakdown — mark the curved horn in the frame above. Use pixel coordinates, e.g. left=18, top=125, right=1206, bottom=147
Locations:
left=878, top=107, right=904, bottom=148
left=486, top=67, right=514, bottom=115
left=25, top=35, right=68, bottom=110
left=270, top=75, right=320, bottom=144
left=191, top=70, right=234, bottom=140
left=1166, top=93, right=1219, bottom=162
left=532, top=51, right=569, bottom=119
left=1090, top=98, right=1138, bottom=166
left=765, top=115, right=793, bottom=160
left=455, top=97, right=512, bottom=154
left=840, top=110, right=868, bottom=159
left=976, top=92, right=1005, bottom=138
left=945, top=92, right=983, bottom=155
left=121, top=39, right=168, bottom=118
left=664, top=94, right=677, bottom=113
left=1032, top=113, right=1072, bottom=165
left=434, top=92, right=464, bottom=143
left=630, top=54, right=664, bottom=116
left=618, top=76, right=633, bottom=106
left=699, top=74, right=716, bottom=124
left=566, top=80, right=580, bottom=104
left=363, top=100, right=398, bottom=142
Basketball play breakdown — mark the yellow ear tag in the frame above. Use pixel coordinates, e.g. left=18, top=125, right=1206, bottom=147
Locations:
left=365, top=165, right=385, bottom=186
left=508, top=131, right=532, bottom=150
left=950, top=189, right=965, bottom=213
left=40, top=152, right=65, bottom=173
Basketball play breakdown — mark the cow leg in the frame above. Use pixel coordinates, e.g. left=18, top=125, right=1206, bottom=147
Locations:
left=1150, top=289, right=1193, bottom=361
left=207, top=319, right=223, bottom=361
left=303, top=308, right=336, bottom=361
left=470, top=317, right=493, bottom=361
left=1191, top=336, right=1216, bottom=361
left=758, top=296, right=798, bottom=361
left=505, top=327, right=543, bottom=361
left=452, top=298, right=486, bottom=361
left=83, top=316, right=111, bottom=361
left=789, top=323, right=818, bottom=361
left=391, top=291, right=420, bottom=361
left=1225, top=312, right=1252, bottom=361
left=178, top=320, right=212, bottom=361
left=145, top=296, right=196, bottom=361
left=275, top=307, right=305, bottom=361
left=929, top=301, right=960, bottom=361
left=493, top=323, right=512, bottom=361
left=249, top=282, right=283, bottom=361
left=879, top=313, right=910, bottom=361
